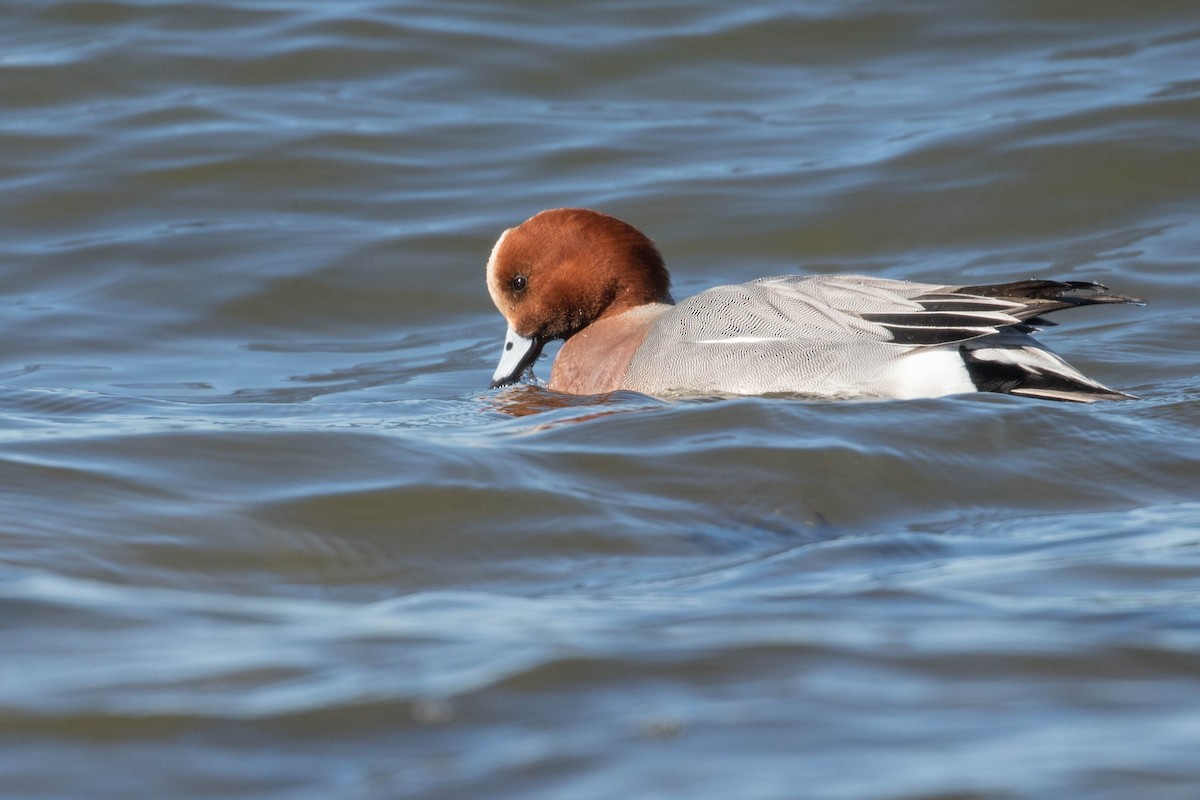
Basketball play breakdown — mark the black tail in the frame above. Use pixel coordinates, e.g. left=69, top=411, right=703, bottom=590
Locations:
left=960, top=340, right=1137, bottom=403
left=950, top=279, right=1143, bottom=403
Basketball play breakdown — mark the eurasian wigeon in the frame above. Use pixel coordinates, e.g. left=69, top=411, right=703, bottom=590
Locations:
left=486, top=208, right=1141, bottom=402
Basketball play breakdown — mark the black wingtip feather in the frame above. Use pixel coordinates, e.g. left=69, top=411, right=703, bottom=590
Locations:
left=954, top=279, right=1145, bottom=318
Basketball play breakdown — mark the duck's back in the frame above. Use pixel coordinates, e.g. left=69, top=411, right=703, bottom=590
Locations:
left=619, top=273, right=1138, bottom=401
left=621, top=275, right=950, bottom=398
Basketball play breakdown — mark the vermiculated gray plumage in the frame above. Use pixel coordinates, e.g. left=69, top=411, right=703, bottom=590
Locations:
left=621, top=275, right=1140, bottom=402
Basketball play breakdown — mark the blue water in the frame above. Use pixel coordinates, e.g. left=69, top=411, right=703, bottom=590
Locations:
left=2, top=2, right=1200, bottom=798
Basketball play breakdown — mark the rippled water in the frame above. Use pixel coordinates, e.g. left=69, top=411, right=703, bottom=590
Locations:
left=3, top=1, right=1200, bottom=798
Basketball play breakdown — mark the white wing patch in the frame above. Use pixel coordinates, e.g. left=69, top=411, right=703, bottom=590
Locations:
left=693, top=336, right=790, bottom=345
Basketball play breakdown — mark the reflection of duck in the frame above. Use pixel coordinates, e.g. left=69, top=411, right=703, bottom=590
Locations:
left=484, top=384, right=659, bottom=421
left=487, top=209, right=1142, bottom=403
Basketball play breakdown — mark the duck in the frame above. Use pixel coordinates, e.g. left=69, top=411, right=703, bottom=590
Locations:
left=486, top=208, right=1141, bottom=402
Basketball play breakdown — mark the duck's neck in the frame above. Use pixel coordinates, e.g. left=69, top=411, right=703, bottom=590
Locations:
left=549, top=304, right=671, bottom=394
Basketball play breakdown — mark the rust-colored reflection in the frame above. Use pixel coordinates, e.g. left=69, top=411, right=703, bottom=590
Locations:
left=483, top=384, right=662, bottom=422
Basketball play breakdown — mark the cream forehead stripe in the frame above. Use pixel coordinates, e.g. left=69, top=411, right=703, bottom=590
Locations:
left=485, top=226, right=513, bottom=306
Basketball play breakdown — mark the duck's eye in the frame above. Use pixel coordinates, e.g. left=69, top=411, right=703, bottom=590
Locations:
left=510, top=275, right=527, bottom=293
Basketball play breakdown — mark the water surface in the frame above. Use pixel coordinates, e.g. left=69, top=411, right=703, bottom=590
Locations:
left=2, top=1, right=1200, bottom=798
